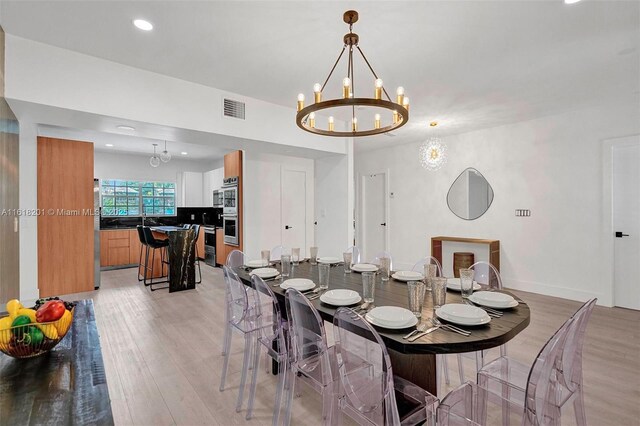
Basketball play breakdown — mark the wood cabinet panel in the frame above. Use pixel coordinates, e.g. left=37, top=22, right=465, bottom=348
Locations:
left=216, top=229, right=225, bottom=265
left=223, top=150, right=243, bottom=253
left=38, top=137, right=94, bottom=297
left=224, top=151, right=242, bottom=179
left=129, top=229, right=142, bottom=265
left=197, top=227, right=205, bottom=260
left=109, top=247, right=130, bottom=266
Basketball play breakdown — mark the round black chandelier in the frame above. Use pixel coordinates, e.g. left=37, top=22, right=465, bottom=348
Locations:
left=295, top=10, right=409, bottom=137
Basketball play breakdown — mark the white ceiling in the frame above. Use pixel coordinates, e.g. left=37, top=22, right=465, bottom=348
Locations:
left=38, top=124, right=230, bottom=160
left=1, top=1, right=639, bottom=152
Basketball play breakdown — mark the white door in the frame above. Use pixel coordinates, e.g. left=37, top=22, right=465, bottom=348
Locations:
left=281, top=169, right=306, bottom=251
left=362, top=173, right=387, bottom=262
left=613, top=141, right=640, bottom=310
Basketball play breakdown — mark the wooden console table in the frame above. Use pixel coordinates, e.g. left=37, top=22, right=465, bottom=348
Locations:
left=431, top=236, right=500, bottom=271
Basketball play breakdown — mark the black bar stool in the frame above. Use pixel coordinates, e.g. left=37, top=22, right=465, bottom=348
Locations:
left=190, top=224, right=202, bottom=284
left=136, top=225, right=148, bottom=282
left=142, top=226, right=170, bottom=291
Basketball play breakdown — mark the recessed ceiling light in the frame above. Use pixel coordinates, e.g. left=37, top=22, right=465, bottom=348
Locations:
left=116, top=125, right=135, bottom=131
left=133, top=19, right=153, bottom=31
left=105, top=143, right=114, bottom=147
left=181, top=152, right=188, bottom=155
left=564, top=0, right=582, bottom=4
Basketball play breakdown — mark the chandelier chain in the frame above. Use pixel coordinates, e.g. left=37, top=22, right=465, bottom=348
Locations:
left=356, top=46, right=392, bottom=102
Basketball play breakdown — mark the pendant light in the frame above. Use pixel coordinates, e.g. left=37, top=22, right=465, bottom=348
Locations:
left=160, top=140, right=171, bottom=163
left=150, top=143, right=160, bottom=168
left=419, top=122, right=447, bottom=171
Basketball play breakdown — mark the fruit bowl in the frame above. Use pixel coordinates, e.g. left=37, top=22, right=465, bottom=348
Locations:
left=0, top=300, right=75, bottom=359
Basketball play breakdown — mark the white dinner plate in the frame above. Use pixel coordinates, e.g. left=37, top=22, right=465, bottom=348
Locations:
left=280, top=278, right=316, bottom=291
left=436, top=304, right=491, bottom=326
left=351, top=263, right=379, bottom=273
left=250, top=267, right=280, bottom=279
left=366, top=306, right=417, bottom=327
left=317, top=257, right=341, bottom=264
left=446, top=278, right=481, bottom=291
left=366, top=307, right=418, bottom=329
left=468, top=291, right=518, bottom=309
left=245, top=259, right=270, bottom=268
left=320, top=289, right=361, bottom=306
left=392, top=271, right=425, bottom=282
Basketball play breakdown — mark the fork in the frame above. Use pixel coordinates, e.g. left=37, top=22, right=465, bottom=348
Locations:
left=403, top=322, right=429, bottom=339
left=464, top=299, right=503, bottom=317
left=431, top=317, right=471, bottom=336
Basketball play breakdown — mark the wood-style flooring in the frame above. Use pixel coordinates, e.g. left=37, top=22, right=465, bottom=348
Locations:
left=62, top=265, right=639, bottom=425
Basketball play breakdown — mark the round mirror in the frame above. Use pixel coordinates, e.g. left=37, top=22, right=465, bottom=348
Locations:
left=447, top=168, right=494, bottom=220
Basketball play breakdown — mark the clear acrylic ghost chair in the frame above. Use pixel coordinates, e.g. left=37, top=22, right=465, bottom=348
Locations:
left=344, top=246, right=362, bottom=264
left=245, top=275, right=289, bottom=425
left=270, top=245, right=289, bottom=262
left=226, top=249, right=247, bottom=268
left=333, top=307, right=439, bottom=425
left=283, top=288, right=338, bottom=425
left=452, top=261, right=505, bottom=384
left=411, top=256, right=443, bottom=276
left=219, top=265, right=259, bottom=414
left=370, top=251, right=393, bottom=271
left=477, top=299, right=596, bottom=426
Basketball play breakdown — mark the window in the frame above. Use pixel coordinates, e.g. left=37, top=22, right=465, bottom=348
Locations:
left=101, top=180, right=176, bottom=216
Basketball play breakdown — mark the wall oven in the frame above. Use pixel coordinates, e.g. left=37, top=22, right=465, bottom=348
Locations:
left=222, top=176, right=239, bottom=216
left=212, top=190, right=223, bottom=208
left=223, top=215, right=239, bottom=246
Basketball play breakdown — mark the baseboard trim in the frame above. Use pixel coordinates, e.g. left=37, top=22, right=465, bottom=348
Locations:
left=503, top=278, right=610, bottom=307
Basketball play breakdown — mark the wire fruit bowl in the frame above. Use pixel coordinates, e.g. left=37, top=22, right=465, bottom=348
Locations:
left=0, top=309, right=74, bottom=359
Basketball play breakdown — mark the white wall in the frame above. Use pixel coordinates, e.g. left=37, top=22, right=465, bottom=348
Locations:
left=243, top=152, right=315, bottom=260
left=94, top=151, right=217, bottom=207
left=355, top=104, right=640, bottom=306
left=18, top=121, right=38, bottom=302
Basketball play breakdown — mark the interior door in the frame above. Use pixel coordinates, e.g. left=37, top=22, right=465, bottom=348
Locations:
left=613, top=142, right=640, bottom=310
left=281, top=169, right=306, bottom=252
left=362, top=173, right=386, bottom=262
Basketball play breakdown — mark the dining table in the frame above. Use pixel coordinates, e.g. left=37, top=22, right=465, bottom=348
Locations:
left=150, top=226, right=197, bottom=292
left=234, top=261, right=530, bottom=396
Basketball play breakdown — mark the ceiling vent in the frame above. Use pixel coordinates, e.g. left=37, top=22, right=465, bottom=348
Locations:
left=223, top=98, right=246, bottom=120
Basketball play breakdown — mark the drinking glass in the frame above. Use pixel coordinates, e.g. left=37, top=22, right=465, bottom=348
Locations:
left=424, top=263, right=437, bottom=292
left=292, top=248, right=301, bottom=266
left=343, top=252, right=352, bottom=273
left=261, top=250, right=270, bottom=266
left=460, top=268, right=475, bottom=299
left=432, top=277, right=447, bottom=310
left=407, top=281, right=426, bottom=318
left=362, top=272, right=376, bottom=303
left=318, top=263, right=330, bottom=290
left=281, top=254, right=292, bottom=278
left=379, top=257, right=391, bottom=282
left=310, top=247, right=318, bottom=265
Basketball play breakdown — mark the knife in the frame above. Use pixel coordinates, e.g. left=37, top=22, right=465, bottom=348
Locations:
left=407, top=326, right=439, bottom=342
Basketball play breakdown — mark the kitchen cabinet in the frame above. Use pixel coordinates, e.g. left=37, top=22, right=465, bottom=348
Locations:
left=101, top=229, right=164, bottom=278
left=216, top=228, right=225, bottom=265
left=196, top=226, right=205, bottom=260
left=181, top=171, right=204, bottom=207
left=203, top=167, right=223, bottom=206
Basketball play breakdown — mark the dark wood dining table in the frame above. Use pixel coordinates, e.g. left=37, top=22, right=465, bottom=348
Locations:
left=235, top=261, right=530, bottom=396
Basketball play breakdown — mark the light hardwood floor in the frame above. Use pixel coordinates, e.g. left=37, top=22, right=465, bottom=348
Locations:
left=64, top=265, right=640, bottom=425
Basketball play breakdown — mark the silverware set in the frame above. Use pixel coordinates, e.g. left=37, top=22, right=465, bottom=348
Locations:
left=403, top=317, right=472, bottom=341
left=463, top=299, right=503, bottom=318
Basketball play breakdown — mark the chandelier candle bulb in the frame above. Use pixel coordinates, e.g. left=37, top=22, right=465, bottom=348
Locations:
left=313, top=83, right=322, bottom=103
left=352, top=117, right=358, bottom=132
left=396, top=86, right=405, bottom=105
left=374, top=113, right=381, bottom=129
left=392, top=110, right=399, bottom=124
left=343, top=77, right=351, bottom=98
left=402, top=97, right=410, bottom=111
left=328, top=116, right=335, bottom=131
left=297, top=93, right=305, bottom=112
left=309, top=112, right=316, bottom=128
left=374, top=78, right=383, bottom=100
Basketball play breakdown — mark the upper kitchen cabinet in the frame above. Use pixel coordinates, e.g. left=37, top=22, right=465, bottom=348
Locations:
left=203, top=168, right=223, bottom=206
left=180, top=171, right=204, bottom=207
left=224, top=151, right=242, bottom=179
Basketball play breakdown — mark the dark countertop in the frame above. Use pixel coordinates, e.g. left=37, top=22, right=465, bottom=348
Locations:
left=0, top=300, right=114, bottom=425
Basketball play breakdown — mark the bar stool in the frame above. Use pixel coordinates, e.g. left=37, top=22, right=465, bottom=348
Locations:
left=136, top=225, right=148, bottom=282
left=141, top=226, right=170, bottom=291
left=190, top=224, right=202, bottom=284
